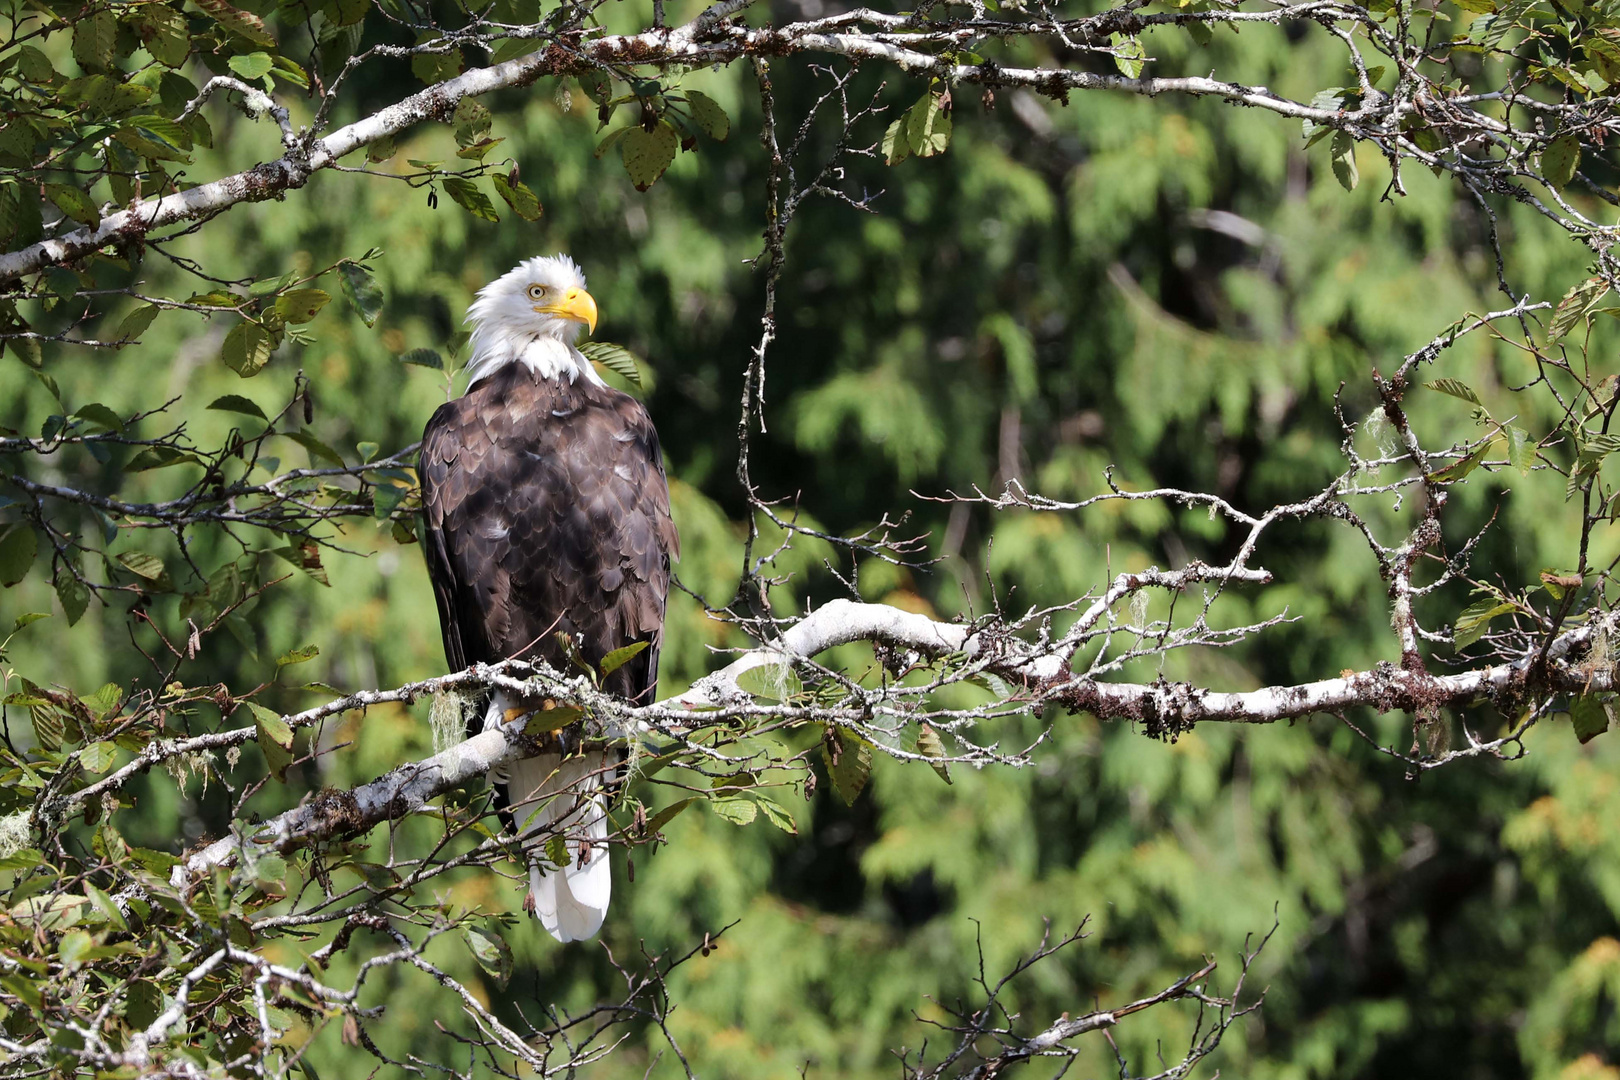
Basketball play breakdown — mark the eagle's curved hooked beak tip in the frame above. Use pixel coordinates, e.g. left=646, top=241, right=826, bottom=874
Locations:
left=536, top=286, right=598, bottom=335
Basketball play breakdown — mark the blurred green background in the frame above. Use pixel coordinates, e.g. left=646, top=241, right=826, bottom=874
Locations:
left=5, top=1, right=1619, bottom=1075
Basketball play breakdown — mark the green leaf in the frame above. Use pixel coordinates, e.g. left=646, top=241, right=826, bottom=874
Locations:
left=1540, top=569, right=1582, bottom=600
left=0, top=525, right=36, bottom=588
left=56, top=573, right=89, bottom=627
left=823, top=728, right=871, bottom=806
left=222, top=320, right=273, bottom=377
left=595, top=126, right=632, bottom=158
left=338, top=263, right=385, bottom=327
left=113, top=304, right=160, bottom=344
left=1429, top=444, right=1491, bottom=484
left=1330, top=130, right=1359, bottom=192
left=621, top=123, right=680, bottom=191
left=125, top=445, right=202, bottom=472
left=139, top=5, right=191, bottom=67
left=12, top=613, right=49, bottom=632
left=883, top=116, right=910, bottom=165
left=1426, top=378, right=1482, bottom=405
left=79, top=741, right=118, bottom=773
left=44, top=184, right=99, bottom=228
left=126, top=980, right=163, bottom=1029
left=1542, top=133, right=1580, bottom=191
left=578, top=341, right=644, bottom=387
left=1572, top=695, right=1613, bottom=743
left=1550, top=277, right=1610, bottom=341
left=249, top=702, right=294, bottom=777
left=58, top=929, right=93, bottom=968
left=1110, top=32, right=1145, bottom=77
left=74, top=402, right=123, bottom=432
left=365, top=136, right=396, bottom=164
left=710, top=797, right=757, bottom=825
left=228, top=52, right=274, bottom=80
left=114, top=115, right=193, bottom=162
left=1453, top=597, right=1517, bottom=649
left=462, top=926, right=513, bottom=989
left=737, top=663, right=803, bottom=701
left=195, top=0, right=276, bottom=45
left=0, top=848, right=42, bottom=872
left=208, top=394, right=267, bottom=420
left=72, top=10, right=117, bottom=72
left=917, top=722, right=952, bottom=785
left=491, top=174, right=543, bottom=221
left=642, top=796, right=700, bottom=836
left=905, top=93, right=952, bottom=158
left=755, top=795, right=797, bottom=834
left=441, top=177, right=500, bottom=222
left=274, top=289, right=331, bottom=325
left=599, top=640, right=649, bottom=677
left=116, top=551, right=166, bottom=581
left=277, top=643, right=319, bottom=667
left=523, top=706, right=582, bottom=734
left=684, top=90, right=730, bottom=140
left=411, top=33, right=463, bottom=85
left=282, top=430, right=345, bottom=467
left=1504, top=425, right=1533, bottom=475
left=400, top=348, right=444, bottom=369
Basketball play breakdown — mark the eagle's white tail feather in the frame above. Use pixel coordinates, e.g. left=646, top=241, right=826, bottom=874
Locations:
left=485, top=693, right=613, bottom=943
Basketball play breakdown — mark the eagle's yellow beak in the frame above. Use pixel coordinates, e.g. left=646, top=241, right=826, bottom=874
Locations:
left=536, top=286, right=598, bottom=335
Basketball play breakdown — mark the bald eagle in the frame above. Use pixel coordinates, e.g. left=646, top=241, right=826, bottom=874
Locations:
left=419, top=254, right=678, bottom=942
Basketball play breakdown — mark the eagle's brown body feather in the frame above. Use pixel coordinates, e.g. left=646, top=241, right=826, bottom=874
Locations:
left=419, top=361, right=676, bottom=940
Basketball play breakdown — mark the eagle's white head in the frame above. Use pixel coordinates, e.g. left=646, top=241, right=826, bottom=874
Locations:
left=463, top=254, right=602, bottom=390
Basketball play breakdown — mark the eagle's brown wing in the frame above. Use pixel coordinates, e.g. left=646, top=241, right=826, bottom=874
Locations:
left=419, top=363, right=677, bottom=703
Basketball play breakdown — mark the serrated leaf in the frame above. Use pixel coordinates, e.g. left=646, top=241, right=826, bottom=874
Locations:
left=882, top=116, right=910, bottom=165
left=228, top=52, right=274, bottom=80
left=755, top=795, right=797, bottom=834
left=578, top=341, right=644, bottom=387
left=79, top=741, right=118, bottom=773
left=400, top=348, right=443, bottom=369
left=71, top=402, right=123, bottom=434
left=113, top=304, right=159, bottom=345
left=1429, top=443, right=1491, bottom=484
left=1426, top=378, right=1482, bottom=405
left=1542, top=133, right=1580, bottom=191
left=709, top=796, right=757, bottom=825
left=274, top=289, right=330, bottom=325
left=140, top=4, right=191, bottom=66
left=248, top=702, right=294, bottom=778
left=44, top=184, right=99, bottom=227
left=282, top=430, right=345, bottom=467
left=1504, top=425, right=1533, bottom=475
left=1330, top=130, right=1359, bottom=191
left=411, top=34, right=463, bottom=85
left=1110, top=32, right=1145, bottom=77
left=72, top=10, right=117, bottom=72
left=195, top=0, right=276, bottom=45
left=365, top=136, right=396, bottom=164
left=277, top=643, right=319, bottom=667
left=56, top=573, right=89, bottom=626
left=1540, top=569, right=1582, bottom=600
left=599, top=640, right=649, bottom=677
left=338, top=263, right=384, bottom=327
left=0, top=525, right=36, bottom=588
left=905, top=93, right=951, bottom=158
left=684, top=90, right=729, bottom=139
left=643, top=796, right=700, bottom=836
left=114, top=115, right=192, bottom=162
left=116, top=551, right=165, bottom=580
left=523, top=706, right=582, bottom=734
left=441, top=177, right=499, bottom=222
left=125, top=445, right=202, bottom=471
left=222, top=320, right=273, bottom=377
left=491, top=174, right=543, bottom=221
left=917, top=722, right=951, bottom=784
left=1453, top=597, right=1517, bottom=649
left=208, top=394, right=267, bottom=420
left=462, top=926, right=512, bottom=989
left=621, top=123, right=679, bottom=191
left=823, top=728, right=871, bottom=806
left=1550, top=277, right=1610, bottom=341
left=736, top=663, right=803, bottom=701
left=1572, top=695, right=1613, bottom=743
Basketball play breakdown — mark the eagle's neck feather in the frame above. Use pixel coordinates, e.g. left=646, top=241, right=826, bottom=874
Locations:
left=461, top=334, right=602, bottom=394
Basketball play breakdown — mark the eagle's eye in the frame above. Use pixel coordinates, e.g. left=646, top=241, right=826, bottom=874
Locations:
left=526, top=284, right=547, bottom=301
